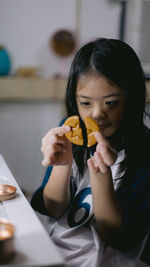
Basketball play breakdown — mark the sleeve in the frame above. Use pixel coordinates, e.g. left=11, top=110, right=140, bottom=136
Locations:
left=30, top=117, right=67, bottom=216
left=112, top=165, right=150, bottom=252
left=30, top=166, right=53, bottom=215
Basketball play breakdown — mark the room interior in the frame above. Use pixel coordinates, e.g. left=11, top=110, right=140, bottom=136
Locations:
left=0, top=0, right=150, bottom=266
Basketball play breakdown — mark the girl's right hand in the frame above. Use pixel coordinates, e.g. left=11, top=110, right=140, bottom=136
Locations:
left=41, top=125, right=73, bottom=166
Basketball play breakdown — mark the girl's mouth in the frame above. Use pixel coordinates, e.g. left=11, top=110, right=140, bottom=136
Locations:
left=99, top=125, right=106, bottom=130
left=99, top=123, right=110, bottom=130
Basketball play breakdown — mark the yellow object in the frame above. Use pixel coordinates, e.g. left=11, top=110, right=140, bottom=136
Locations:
left=16, top=67, right=40, bottom=78
left=64, top=116, right=99, bottom=147
left=64, top=116, right=83, bottom=146
left=84, top=117, right=99, bottom=147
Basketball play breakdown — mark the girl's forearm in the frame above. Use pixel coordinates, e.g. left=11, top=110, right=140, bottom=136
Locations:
left=90, top=169, right=123, bottom=242
left=43, top=164, right=72, bottom=217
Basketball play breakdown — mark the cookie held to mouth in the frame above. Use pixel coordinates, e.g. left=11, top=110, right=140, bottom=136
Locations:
left=64, top=116, right=83, bottom=146
left=64, top=116, right=99, bottom=147
left=84, top=117, right=100, bottom=147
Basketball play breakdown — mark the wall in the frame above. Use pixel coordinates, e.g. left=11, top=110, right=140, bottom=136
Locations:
left=0, top=0, right=121, bottom=78
left=124, top=0, right=150, bottom=73
left=0, top=0, right=122, bottom=192
left=0, top=101, right=64, bottom=192
left=0, top=0, right=150, bottom=193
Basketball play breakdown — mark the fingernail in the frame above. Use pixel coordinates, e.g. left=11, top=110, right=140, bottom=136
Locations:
left=42, top=158, right=49, bottom=165
left=94, top=132, right=99, bottom=138
left=65, top=126, right=70, bottom=131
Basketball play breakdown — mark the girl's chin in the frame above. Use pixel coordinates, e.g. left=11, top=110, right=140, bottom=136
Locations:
left=100, top=128, right=115, bottom=138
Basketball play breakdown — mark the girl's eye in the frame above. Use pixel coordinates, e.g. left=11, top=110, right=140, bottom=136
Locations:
left=105, top=100, right=119, bottom=107
left=80, top=101, right=91, bottom=107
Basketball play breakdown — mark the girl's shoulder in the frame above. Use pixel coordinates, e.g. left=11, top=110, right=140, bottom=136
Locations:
left=117, top=163, right=150, bottom=201
left=134, top=126, right=150, bottom=160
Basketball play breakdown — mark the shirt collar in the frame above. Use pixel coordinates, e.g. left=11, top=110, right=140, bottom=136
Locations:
left=114, top=149, right=125, bottom=165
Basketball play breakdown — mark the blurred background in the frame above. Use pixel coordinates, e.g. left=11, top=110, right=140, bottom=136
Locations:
left=0, top=0, right=150, bottom=197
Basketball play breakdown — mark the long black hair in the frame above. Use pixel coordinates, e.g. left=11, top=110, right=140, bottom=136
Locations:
left=65, top=38, right=150, bottom=179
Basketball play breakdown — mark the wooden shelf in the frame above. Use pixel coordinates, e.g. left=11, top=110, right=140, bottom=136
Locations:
left=0, top=77, right=150, bottom=102
left=0, top=77, right=67, bottom=101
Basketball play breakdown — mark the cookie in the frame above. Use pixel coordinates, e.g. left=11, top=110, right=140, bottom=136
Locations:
left=64, top=116, right=99, bottom=147
left=84, top=117, right=99, bottom=147
left=64, top=116, right=83, bottom=145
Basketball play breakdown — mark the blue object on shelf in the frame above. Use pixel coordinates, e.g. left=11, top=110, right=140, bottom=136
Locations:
left=0, top=46, right=11, bottom=76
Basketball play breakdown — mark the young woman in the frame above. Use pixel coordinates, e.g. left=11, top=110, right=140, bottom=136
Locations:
left=31, top=38, right=150, bottom=266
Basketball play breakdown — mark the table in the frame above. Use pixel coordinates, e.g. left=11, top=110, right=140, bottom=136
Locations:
left=0, top=154, right=65, bottom=266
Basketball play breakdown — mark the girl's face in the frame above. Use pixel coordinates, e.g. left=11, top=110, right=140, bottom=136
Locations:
left=76, top=75, right=125, bottom=138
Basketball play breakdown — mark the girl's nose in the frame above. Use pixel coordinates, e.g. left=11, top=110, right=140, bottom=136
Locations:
left=92, top=104, right=106, bottom=120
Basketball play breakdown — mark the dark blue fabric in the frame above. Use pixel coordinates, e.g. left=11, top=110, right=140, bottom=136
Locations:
left=113, top=167, right=150, bottom=253
left=30, top=165, right=53, bottom=216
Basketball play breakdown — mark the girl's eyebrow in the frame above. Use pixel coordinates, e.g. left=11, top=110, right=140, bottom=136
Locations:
left=76, top=92, right=122, bottom=100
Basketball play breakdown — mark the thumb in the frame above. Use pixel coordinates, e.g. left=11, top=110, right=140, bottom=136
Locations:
left=41, top=157, right=50, bottom=166
left=87, top=157, right=99, bottom=175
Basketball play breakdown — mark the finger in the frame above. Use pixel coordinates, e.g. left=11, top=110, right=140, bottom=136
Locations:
left=42, top=125, right=70, bottom=144
left=94, top=151, right=108, bottom=173
left=94, top=131, right=109, bottom=146
left=41, top=148, right=57, bottom=165
left=41, top=134, right=66, bottom=154
left=97, top=144, right=117, bottom=166
left=50, top=125, right=71, bottom=136
left=41, top=157, right=50, bottom=166
left=95, top=132, right=117, bottom=166
left=49, top=135, right=66, bottom=147
left=41, top=143, right=64, bottom=165
left=48, top=143, right=65, bottom=154
left=87, top=157, right=99, bottom=175
left=41, top=156, right=54, bottom=166
left=94, top=131, right=115, bottom=151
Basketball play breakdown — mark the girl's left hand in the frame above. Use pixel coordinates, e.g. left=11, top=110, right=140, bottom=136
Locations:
left=88, top=131, right=117, bottom=174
